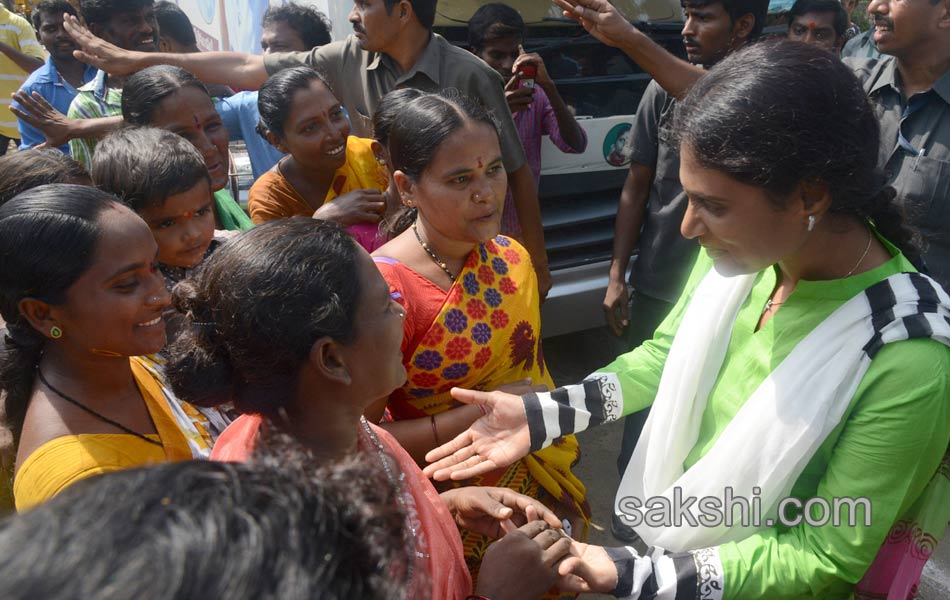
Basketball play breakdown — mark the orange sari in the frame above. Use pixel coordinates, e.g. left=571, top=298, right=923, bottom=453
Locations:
left=375, top=236, right=589, bottom=589
left=211, top=414, right=471, bottom=600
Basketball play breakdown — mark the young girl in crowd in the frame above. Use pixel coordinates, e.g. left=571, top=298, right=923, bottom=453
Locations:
left=0, top=186, right=227, bottom=512
left=166, top=218, right=570, bottom=600
left=0, top=149, right=90, bottom=206
left=249, top=67, right=392, bottom=250
left=369, top=91, right=589, bottom=592
left=120, top=65, right=252, bottom=232
left=92, top=127, right=232, bottom=291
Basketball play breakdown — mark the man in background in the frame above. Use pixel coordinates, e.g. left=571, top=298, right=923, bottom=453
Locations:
left=260, top=1, right=332, bottom=55
left=14, top=0, right=96, bottom=153
left=467, top=3, right=587, bottom=239
left=0, top=0, right=44, bottom=154
left=601, top=0, right=769, bottom=541
left=786, top=0, right=850, bottom=53
left=66, top=0, right=158, bottom=168
left=217, top=2, right=335, bottom=180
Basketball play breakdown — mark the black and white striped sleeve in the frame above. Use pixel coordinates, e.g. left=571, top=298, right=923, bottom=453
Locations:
left=523, top=372, right=625, bottom=452
left=605, top=546, right=724, bottom=600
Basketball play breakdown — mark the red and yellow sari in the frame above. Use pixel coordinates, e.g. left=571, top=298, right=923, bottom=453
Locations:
left=375, top=236, right=590, bottom=590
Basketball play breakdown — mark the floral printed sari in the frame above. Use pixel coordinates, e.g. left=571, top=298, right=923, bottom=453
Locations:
left=375, top=236, right=590, bottom=592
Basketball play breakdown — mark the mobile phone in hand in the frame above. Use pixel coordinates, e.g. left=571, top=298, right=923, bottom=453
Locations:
left=518, top=64, right=536, bottom=89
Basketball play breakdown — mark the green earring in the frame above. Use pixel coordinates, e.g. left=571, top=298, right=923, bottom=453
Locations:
left=49, top=326, right=63, bottom=339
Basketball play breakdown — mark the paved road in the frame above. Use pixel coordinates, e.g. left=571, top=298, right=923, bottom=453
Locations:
left=544, top=326, right=950, bottom=600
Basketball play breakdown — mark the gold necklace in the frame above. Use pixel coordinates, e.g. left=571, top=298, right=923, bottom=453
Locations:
left=763, top=229, right=874, bottom=315
left=844, top=229, right=873, bottom=278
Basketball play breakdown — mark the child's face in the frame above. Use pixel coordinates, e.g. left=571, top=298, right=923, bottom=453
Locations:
left=137, top=180, right=216, bottom=269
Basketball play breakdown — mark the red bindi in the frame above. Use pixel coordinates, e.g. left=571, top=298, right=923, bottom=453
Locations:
left=808, top=22, right=817, bottom=29
left=476, top=157, right=484, bottom=169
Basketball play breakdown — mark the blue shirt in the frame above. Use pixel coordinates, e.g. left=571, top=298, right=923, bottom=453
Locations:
left=14, top=57, right=97, bottom=153
left=215, top=91, right=284, bottom=180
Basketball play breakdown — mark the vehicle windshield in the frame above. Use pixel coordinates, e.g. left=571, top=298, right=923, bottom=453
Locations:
left=435, top=0, right=685, bottom=26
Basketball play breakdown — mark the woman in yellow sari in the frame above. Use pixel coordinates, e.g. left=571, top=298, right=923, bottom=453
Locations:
left=370, top=90, right=589, bottom=595
left=249, top=67, right=394, bottom=252
left=0, top=185, right=224, bottom=512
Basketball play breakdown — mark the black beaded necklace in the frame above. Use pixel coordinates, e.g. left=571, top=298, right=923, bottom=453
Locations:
left=412, top=223, right=457, bottom=282
left=37, top=370, right=163, bottom=447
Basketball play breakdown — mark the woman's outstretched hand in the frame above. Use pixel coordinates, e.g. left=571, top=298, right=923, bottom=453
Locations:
left=423, top=387, right=532, bottom=481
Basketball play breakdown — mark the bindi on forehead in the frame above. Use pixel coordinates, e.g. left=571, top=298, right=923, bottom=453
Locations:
left=476, top=157, right=483, bottom=169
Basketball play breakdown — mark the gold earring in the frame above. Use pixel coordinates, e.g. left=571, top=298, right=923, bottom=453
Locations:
left=50, top=325, right=63, bottom=339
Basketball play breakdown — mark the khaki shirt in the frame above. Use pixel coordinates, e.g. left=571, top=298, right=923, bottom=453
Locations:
left=848, top=56, right=950, bottom=288
left=264, top=33, right=526, bottom=174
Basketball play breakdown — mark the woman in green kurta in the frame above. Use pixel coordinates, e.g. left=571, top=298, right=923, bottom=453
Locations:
left=422, top=42, right=950, bottom=599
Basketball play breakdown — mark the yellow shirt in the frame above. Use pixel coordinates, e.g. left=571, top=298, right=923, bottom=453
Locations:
left=247, top=136, right=388, bottom=224
left=13, top=358, right=199, bottom=511
left=0, top=7, right=45, bottom=138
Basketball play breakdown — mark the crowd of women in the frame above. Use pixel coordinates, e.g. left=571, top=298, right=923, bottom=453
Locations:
left=0, top=4, right=947, bottom=600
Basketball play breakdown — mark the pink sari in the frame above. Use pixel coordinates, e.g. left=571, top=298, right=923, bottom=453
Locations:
left=855, top=448, right=949, bottom=600
left=211, top=414, right=472, bottom=600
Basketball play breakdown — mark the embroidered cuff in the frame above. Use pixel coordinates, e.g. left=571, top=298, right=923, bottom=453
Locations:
left=690, top=547, right=725, bottom=600
left=523, top=372, right=624, bottom=451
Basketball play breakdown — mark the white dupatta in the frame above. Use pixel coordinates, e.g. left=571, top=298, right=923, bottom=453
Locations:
left=617, top=268, right=950, bottom=552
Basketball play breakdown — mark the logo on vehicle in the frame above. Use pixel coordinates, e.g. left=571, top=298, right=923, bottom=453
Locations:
left=603, top=123, right=633, bottom=167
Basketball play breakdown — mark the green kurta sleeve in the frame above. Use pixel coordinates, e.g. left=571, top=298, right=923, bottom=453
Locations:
left=598, top=250, right=713, bottom=417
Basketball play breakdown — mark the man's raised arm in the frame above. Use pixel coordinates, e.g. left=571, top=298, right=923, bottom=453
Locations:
left=63, top=14, right=269, bottom=89
left=552, top=0, right=705, bottom=99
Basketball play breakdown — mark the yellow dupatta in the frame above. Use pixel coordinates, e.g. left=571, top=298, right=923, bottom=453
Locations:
left=324, top=136, right=391, bottom=204
left=131, top=356, right=221, bottom=460
left=13, top=357, right=219, bottom=511
left=390, top=236, right=590, bottom=528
